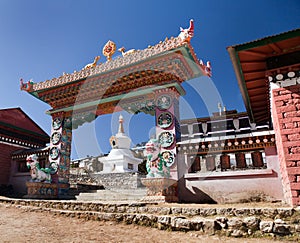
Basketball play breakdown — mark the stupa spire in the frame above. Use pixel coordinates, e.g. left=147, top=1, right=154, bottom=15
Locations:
left=118, top=114, right=124, bottom=134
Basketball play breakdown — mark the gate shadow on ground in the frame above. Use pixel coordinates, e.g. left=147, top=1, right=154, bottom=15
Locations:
left=178, top=178, right=217, bottom=204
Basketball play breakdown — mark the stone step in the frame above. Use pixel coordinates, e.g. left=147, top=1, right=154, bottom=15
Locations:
left=1, top=198, right=297, bottom=239
left=75, top=188, right=147, bottom=201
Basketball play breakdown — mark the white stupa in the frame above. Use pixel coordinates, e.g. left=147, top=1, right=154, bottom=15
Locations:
left=99, top=115, right=142, bottom=173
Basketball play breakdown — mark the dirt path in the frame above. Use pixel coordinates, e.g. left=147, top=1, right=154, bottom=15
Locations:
left=0, top=204, right=294, bottom=243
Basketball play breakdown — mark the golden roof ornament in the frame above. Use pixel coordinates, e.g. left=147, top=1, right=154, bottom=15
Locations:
left=102, top=40, right=116, bottom=61
left=83, top=56, right=100, bottom=70
left=118, top=47, right=136, bottom=57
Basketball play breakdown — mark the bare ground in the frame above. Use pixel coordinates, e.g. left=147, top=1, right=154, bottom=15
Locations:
left=0, top=204, right=296, bottom=243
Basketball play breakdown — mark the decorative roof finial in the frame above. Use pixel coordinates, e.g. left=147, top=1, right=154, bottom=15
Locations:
left=102, top=40, right=116, bottom=61
left=118, top=47, right=136, bottom=57
left=178, top=19, right=194, bottom=43
left=83, top=56, right=100, bottom=70
left=20, top=78, right=34, bottom=92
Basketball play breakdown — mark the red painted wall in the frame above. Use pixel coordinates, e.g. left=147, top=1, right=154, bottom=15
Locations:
left=272, top=83, right=300, bottom=206
left=0, top=143, right=19, bottom=185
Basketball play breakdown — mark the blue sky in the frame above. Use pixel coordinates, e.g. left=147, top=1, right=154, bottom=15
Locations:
left=0, top=0, right=299, bottom=159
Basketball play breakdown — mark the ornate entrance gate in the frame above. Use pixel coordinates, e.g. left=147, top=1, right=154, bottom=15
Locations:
left=21, top=20, right=211, bottom=197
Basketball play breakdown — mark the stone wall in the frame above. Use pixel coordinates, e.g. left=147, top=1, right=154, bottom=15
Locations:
left=272, top=82, right=300, bottom=206
left=0, top=198, right=299, bottom=240
left=92, top=172, right=145, bottom=189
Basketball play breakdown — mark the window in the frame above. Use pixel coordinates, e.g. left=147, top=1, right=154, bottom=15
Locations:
left=128, top=163, right=133, bottom=170
left=18, top=160, right=29, bottom=173
left=39, top=158, right=46, bottom=169
left=190, top=156, right=201, bottom=172
left=188, top=150, right=266, bottom=174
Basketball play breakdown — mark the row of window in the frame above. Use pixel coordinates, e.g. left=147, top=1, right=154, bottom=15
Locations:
left=189, top=151, right=266, bottom=173
left=17, top=159, right=46, bottom=173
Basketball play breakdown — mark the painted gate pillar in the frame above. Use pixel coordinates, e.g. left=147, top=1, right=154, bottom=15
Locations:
left=49, top=112, right=72, bottom=196
left=141, top=88, right=181, bottom=202
left=155, top=88, right=181, bottom=180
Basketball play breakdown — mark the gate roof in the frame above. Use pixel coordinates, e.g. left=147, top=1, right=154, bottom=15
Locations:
left=21, top=34, right=210, bottom=117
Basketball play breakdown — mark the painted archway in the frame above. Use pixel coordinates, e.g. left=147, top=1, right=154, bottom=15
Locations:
left=21, top=21, right=211, bottom=196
